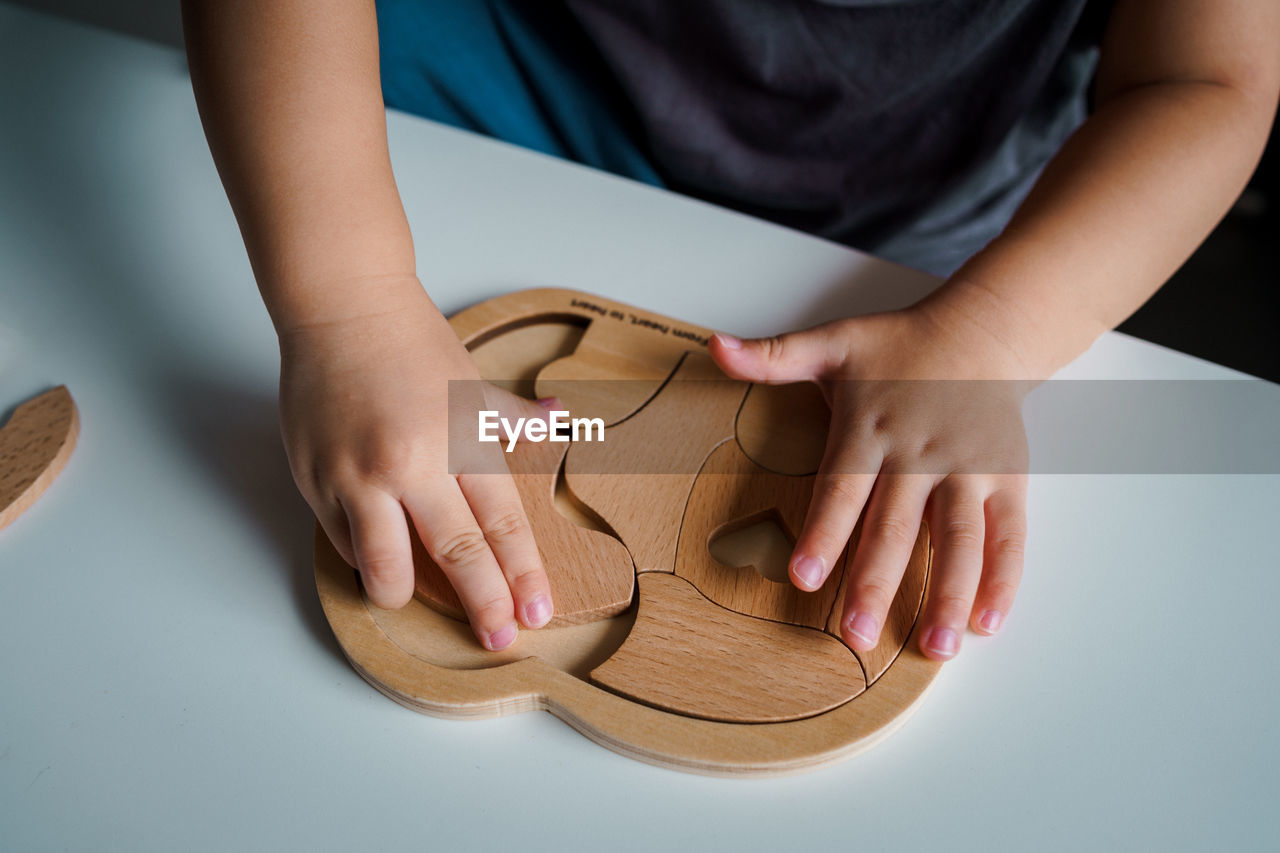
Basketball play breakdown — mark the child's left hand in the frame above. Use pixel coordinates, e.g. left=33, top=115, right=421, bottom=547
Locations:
left=709, top=296, right=1033, bottom=661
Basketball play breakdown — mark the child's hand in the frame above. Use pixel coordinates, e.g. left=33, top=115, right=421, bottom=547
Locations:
left=278, top=288, right=554, bottom=651
left=709, top=300, right=1032, bottom=661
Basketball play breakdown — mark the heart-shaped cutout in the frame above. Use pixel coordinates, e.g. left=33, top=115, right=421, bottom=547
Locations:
left=707, top=513, right=795, bottom=584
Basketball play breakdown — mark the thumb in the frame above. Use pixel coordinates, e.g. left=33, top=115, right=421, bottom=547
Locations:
left=708, top=329, right=834, bottom=384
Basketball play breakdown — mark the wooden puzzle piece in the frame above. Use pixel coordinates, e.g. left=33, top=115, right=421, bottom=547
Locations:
left=413, top=291, right=671, bottom=628
left=467, top=319, right=586, bottom=399
left=415, top=292, right=641, bottom=627
left=447, top=287, right=711, bottom=426
left=1, top=386, right=79, bottom=533
left=565, top=351, right=748, bottom=573
left=735, top=380, right=830, bottom=475
left=589, top=573, right=864, bottom=723
left=673, top=440, right=845, bottom=631
left=374, top=573, right=636, bottom=681
left=413, top=436, right=635, bottom=627
left=825, top=522, right=931, bottom=684
left=534, top=299, right=714, bottom=426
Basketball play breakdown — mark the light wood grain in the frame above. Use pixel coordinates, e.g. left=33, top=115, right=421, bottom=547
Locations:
left=736, top=381, right=830, bottom=475
left=827, top=522, right=931, bottom=684
left=444, top=287, right=600, bottom=344
left=468, top=320, right=585, bottom=398
left=0, top=386, right=79, bottom=533
left=535, top=300, right=715, bottom=425
left=441, top=287, right=715, bottom=426
left=374, top=581, right=636, bottom=680
left=316, top=525, right=941, bottom=776
left=566, top=352, right=747, bottom=573
left=414, top=437, right=636, bottom=627
left=674, top=440, right=844, bottom=630
left=590, top=573, right=863, bottom=723
left=412, top=289, right=650, bottom=628
left=313, top=288, right=942, bottom=775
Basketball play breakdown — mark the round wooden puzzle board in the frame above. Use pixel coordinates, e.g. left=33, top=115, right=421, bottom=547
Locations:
left=314, top=288, right=939, bottom=776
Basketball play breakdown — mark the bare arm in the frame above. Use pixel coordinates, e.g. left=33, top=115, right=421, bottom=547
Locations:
left=711, top=0, right=1280, bottom=661
left=182, top=0, right=554, bottom=649
left=927, top=0, right=1280, bottom=377
left=182, top=0, right=417, bottom=329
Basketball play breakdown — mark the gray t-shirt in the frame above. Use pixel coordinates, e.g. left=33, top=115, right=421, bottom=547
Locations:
left=564, top=0, right=1109, bottom=275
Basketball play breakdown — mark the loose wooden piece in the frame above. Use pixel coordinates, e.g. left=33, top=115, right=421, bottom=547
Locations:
left=414, top=430, right=636, bottom=628
left=589, top=573, right=863, bottom=723
left=0, top=386, right=79, bottom=533
left=674, top=440, right=845, bottom=630
left=566, top=352, right=747, bottom=573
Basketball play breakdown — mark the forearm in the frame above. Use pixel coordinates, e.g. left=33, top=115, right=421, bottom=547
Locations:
left=182, top=0, right=418, bottom=332
left=924, top=78, right=1275, bottom=378
left=919, top=0, right=1280, bottom=379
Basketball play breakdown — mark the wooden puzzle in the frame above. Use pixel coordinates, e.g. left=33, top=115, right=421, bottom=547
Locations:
left=0, top=386, right=79, bottom=533
left=314, top=289, right=938, bottom=776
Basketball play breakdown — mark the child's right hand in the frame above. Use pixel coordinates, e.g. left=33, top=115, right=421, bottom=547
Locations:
left=277, top=283, right=554, bottom=651
left=182, top=0, right=554, bottom=651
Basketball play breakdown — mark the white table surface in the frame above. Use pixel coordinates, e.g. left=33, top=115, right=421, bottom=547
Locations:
left=2, top=6, right=1277, bottom=851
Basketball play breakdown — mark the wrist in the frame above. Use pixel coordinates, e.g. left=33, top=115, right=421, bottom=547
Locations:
left=267, top=271, right=429, bottom=337
left=247, top=198, right=418, bottom=333
left=914, top=275, right=1094, bottom=381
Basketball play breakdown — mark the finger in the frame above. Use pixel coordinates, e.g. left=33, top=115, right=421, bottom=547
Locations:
left=294, top=468, right=356, bottom=565
left=485, top=384, right=560, bottom=423
left=838, top=472, right=933, bottom=652
left=403, top=480, right=519, bottom=650
left=709, top=327, right=839, bottom=384
left=457, top=470, right=553, bottom=629
left=482, top=385, right=562, bottom=446
left=917, top=477, right=987, bottom=661
left=343, top=489, right=416, bottom=610
left=309, top=495, right=356, bottom=567
left=789, top=434, right=883, bottom=592
left=970, top=479, right=1027, bottom=636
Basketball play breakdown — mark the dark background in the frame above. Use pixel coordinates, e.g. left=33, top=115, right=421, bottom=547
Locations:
left=1116, top=130, right=1278, bottom=382
left=7, top=0, right=1276, bottom=381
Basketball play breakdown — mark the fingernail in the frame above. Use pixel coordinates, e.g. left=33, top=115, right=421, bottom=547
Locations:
left=536, top=397, right=560, bottom=410
left=486, top=623, right=517, bottom=651
left=845, top=611, right=879, bottom=647
left=925, top=627, right=959, bottom=657
left=978, top=609, right=1003, bottom=634
left=790, top=555, right=825, bottom=590
left=713, top=333, right=742, bottom=350
left=524, top=595, right=553, bottom=628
